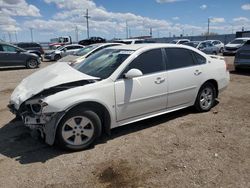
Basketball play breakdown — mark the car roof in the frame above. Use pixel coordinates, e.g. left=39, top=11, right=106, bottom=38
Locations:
left=95, top=42, right=124, bottom=47
left=115, top=39, right=144, bottom=42
left=107, top=43, right=200, bottom=51
left=64, top=44, right=83, bottom=47
left=234, top=37, right=250, bottom=40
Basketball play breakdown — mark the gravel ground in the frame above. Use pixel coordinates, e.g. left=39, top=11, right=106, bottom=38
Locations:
left=0, top=57, right=249, bottom=188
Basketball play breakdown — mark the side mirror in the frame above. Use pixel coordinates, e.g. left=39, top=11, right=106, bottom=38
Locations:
left=16, top=49, right=22, bottom=53
left=124, top=69, right=143, bottom=79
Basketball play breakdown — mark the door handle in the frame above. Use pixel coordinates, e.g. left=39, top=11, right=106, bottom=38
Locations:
left=194, top=70, right=202, bottom=76
left=155, top=77, right=165, bottom=84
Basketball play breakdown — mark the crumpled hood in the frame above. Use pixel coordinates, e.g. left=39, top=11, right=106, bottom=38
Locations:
left=10, top=62, right=99, bottom=109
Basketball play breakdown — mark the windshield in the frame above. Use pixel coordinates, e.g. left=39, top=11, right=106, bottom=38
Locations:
left=75, top=48, right=134, bottom=79
left=171, top=40, right=178, bottom=44
left=230, top=39, right=247, bottom=44
left=75, top=44, right=99, bottom=56
left=56, top=46, right=65, bottom=51
left=184, top=42, right=199, bottom=48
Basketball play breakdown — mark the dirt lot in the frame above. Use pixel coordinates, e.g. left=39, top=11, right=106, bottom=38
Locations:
left=0, top=57, right=249, bottom=188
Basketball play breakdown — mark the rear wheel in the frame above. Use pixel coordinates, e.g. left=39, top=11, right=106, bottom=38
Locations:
left=56, top=109, right=102, bottom=151
left=195, top=83, right=216, bottom=112
left=26, top=59, right=38, bottom=69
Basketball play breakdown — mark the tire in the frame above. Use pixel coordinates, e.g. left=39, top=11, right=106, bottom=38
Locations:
left=56, top=108, right=102, bottom=151
left=26, top=59, right=38, bottom=69
left=195, top=83, right=216, bottom=112
left=54, top=54, right=61, bottom=61
left=235, top=66, right=242, bottom=72
left=219, top=48, right=224, bottom=53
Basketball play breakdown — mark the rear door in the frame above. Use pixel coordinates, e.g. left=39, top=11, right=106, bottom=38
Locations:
left=164, top=48, right=205, bottom=108
left=115, top=48, right=168, bottom=121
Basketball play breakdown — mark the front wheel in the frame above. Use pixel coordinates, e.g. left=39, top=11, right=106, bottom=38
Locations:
left=54, top=54, right=61, bottom=61
left=26, top=59, right=38, bottom=69
left=56, top=109, right=102, bottom=151
left=195, top=83, right=216, bottom=112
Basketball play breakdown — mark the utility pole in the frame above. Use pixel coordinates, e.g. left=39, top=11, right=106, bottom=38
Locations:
left=14, top=31, right=18, bottom=42
left=126, top=20, right=129, bottom=39
left=8, top=32, right=11, bottom=42
left=207, top=18, right=210, bottom=36
left=84, top=9, right=90, bottom=38
left=30, top=28, right=33, bottom=42
left=150, top=27, right=152, bottom=37
left=75, top=26, right=78, bottom=42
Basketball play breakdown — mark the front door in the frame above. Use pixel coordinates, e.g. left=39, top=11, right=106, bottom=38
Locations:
left=115, top=48, right=167, bottom=121
left=0, top=44, right=24, bottom=66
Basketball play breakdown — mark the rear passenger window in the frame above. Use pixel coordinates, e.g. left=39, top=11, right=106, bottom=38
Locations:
left=165, top=48, right=195, bottom=70
left=124, top=49, right=165, bottom=75
left=193, top=52, right=206, bottom=64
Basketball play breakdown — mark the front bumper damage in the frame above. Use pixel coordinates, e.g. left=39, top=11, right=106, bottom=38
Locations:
left=8, top=103, right=65, bottom=145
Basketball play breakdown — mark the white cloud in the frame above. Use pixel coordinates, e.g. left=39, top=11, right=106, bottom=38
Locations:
left=0, top=0, right=41, bottom=32
left=200, top=4, right=207, bottom=10
left=0, top=0, right=41, bottom=17
left=172, top=17, right=179, bottom=20
left=233, top=17, right=249, bottom=22
left=210, top=17, right=225, bottom=23
left=241, top=4, right=250, bottom=10
left=156, top=0, right=182, bottom=3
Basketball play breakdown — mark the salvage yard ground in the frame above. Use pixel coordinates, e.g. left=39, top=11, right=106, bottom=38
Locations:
left=0, top=56, right=249, bottom=188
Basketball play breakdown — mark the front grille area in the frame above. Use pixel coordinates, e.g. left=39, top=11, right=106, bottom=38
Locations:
left=225, top=47, right=238, bottom=51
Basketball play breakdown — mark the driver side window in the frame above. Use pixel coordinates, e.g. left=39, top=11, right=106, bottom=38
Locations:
left=120, top=49, right=165, bottom=78
left=2, top=45, right=17, bottom=52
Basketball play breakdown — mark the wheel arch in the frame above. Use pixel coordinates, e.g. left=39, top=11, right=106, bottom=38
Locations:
left=63, top=101, right=111, bottom=136
left=201, top=79, right=218, bottom=98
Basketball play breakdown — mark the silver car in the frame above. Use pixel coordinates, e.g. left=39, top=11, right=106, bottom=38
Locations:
left=44, top=44, right=84, bottom=61
left=184, top=41, right=219, bottom=55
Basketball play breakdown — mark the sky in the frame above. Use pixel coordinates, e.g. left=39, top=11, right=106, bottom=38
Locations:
left=0, top=0, right=250, bottom=42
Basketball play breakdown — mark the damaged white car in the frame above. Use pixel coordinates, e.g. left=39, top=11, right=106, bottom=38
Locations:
left=9, top=44, right=230, bottom=151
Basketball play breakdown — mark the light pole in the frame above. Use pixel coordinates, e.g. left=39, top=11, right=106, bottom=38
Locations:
left=126, top=20, right=129, bottom=39
left=84, top=9, right=90, bottom=38
left=207, top=18, right=210, bottom=36
left=29, top=28, right=33, bottom=42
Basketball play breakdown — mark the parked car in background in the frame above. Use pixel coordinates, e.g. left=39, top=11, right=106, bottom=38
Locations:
left=113, top=39, right=151, bottom=44
left=234, top=40, right=250, bottom=71
left=205, top=40, right=224, bottom=53
left=223, top=37, right=250, bottom=56
left=59, top=43, right=124, bottom=64
left=0, top=42, right=40, bottom=69
left=171, top=39, right=190, bottom=44
left=16, top=42, right=44, bottom=57
left=184, top=41, right=219, bottom=55
left=8, top=44, right=229, bottom=151
left=44, top=44, right=84, bottom=61
left=78, top=37, right=106, bottom=46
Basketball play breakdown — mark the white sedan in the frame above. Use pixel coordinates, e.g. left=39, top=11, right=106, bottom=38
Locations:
left=9, top=44, right=230, bottom=151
